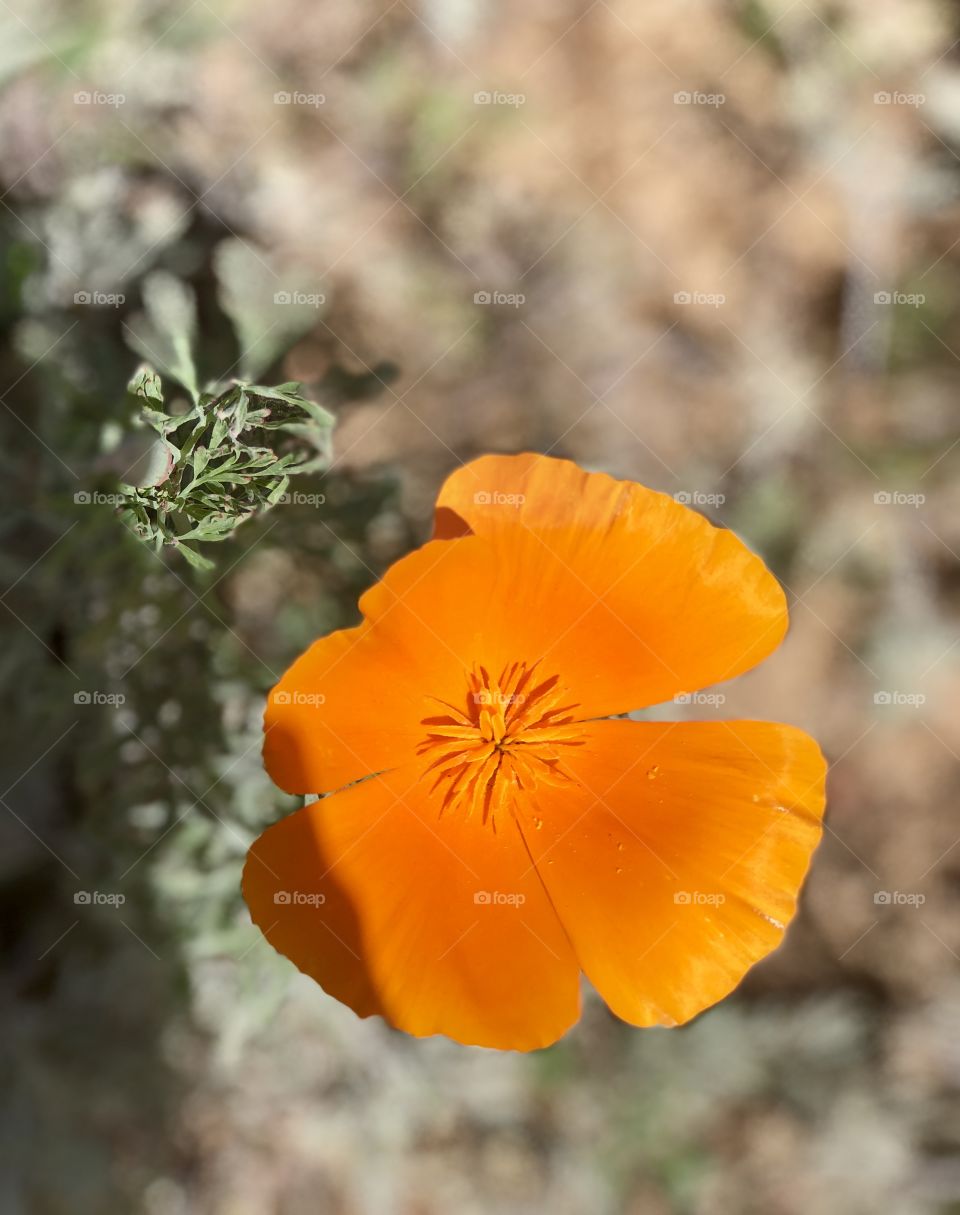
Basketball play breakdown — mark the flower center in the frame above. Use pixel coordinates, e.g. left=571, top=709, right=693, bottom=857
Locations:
left=418, top=661, right=584, bottom=826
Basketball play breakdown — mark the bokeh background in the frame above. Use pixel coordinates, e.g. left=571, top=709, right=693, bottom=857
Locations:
left=2, top=0, right=959, bottom=1212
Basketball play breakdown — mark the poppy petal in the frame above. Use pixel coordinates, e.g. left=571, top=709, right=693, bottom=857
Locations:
left=432, top=452, right=787, bottom=715
left=263, top=538, right=495, bottom=794
left=434, top=449, right=637, bottom=539
left=518, top=718, right=826, bottom=1027
left=242, top=764, right=581, bottom=1050
left=264, top=624, right=419, bottom=794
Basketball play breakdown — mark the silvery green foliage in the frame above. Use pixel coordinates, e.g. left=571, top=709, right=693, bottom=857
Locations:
left=214, top=238, right=325, bottom=382
left=118, top=367, right=334, bottom=569
left=116, top=268, right=334, bottom=568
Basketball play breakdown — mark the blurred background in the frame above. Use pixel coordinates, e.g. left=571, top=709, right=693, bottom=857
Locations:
left=1, top=0, right=959, bottom=1212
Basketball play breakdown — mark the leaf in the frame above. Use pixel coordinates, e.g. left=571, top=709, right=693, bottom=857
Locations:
left=125, top=272, right=200, bottom=402
left=127, top=437, right=178, bottom=489
left=229, top=390, right=249, bottom=438
left=214, top=239, right=325, bottom=381
left=266, top=475, right=290, bottom=506
left=176, top=542, right=215, bottom=571
left=296, top=396, right=336, bottom=429
left=127, top=363, right=164, bottom=406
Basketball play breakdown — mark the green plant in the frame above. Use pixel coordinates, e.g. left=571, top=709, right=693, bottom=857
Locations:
left=120, top=365, right=333, bottom=569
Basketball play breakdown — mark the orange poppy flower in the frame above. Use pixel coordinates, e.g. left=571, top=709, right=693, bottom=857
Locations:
left=243, top=453, right=826, bottom=1050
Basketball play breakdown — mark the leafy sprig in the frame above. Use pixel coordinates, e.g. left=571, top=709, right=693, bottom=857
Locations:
left=113, top=265, right=334, bottom=569
left=119, top=366, right=334, bottom=570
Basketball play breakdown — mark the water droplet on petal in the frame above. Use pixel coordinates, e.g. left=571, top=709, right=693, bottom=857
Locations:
left=646, top=765, right=660, bottom=780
